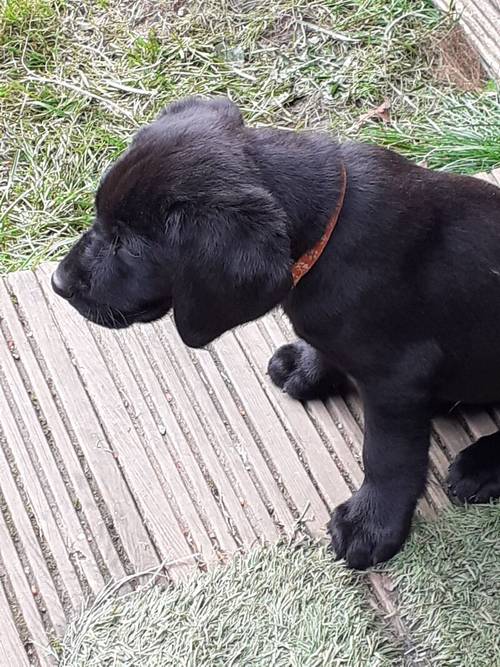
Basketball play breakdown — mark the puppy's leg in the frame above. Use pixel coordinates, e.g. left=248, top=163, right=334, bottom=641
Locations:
left=268, top=340, right=344, bottom=401
left=447, top=431, right=500, bottom=503
left=328, top=388, right=431, bottom=569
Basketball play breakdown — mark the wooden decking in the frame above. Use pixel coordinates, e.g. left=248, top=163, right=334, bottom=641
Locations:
left=433, top=0, right=500, bottom=79
left=0, top=168, right=499, bottom=665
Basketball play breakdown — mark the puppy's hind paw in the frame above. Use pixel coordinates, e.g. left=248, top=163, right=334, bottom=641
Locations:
left=447, top=436, right=500, bottom=504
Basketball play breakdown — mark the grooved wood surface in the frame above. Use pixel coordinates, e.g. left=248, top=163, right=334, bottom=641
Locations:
left=433, top=0, right=500, bottom=80
left=0, top=168, right=499, bottom=665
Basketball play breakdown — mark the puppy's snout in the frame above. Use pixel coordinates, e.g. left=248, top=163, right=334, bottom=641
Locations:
left=51, top=267, right=74, bottom=300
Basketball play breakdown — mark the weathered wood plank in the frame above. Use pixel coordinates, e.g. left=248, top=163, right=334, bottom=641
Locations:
left=0, top=582, right=31, bottom=667
left=0, top=281, right=126, bottom=585
left=212, top=332, right=330, bottom=533
left=0, top=381, right=68, bottom=633
left=478, top=171, right=497, bottom=184
left=7, top=270, right=159, bottom=574
left=96, top=323, right=229, bottom=561
left=261, top=315, right=364, bottom=488
left=459, top=406, right=497, bottom=440
left=0, top=362, right=89, bottom=611
left=144, top=317, right=283, bottom=541
left=0, top=295, right=105, bottom=598
left=433, top=415, right=472, bottom=459
left=181, top=328, right=297, bottom=536
left=33, top=266, right=193, bottom=579
left=433, top=0, right=500, bottom=80
left=134, top=321, right=257, bottom=552
left=0, top=505, right=53, bottom=665
left=236, top=321, right=352, bottom=509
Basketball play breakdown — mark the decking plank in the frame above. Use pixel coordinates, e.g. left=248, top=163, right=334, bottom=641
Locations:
left=0, top=506, right=53, bottom=665
left=34, top=266, right=194, bottom=579
left=135, top=322, right=258, bottom=552
left=0, top=291, right=105, bottom=599
left=95, top=323, right=230, bottom=561
left=0, top=351, right=92, bottom=611
left=235, top=321, right=351, bottom=509
left=433, top=415, right=472, bottom=460
left=261, top=314, right=365, bottom=488
left=462, top=0, right=500, bottom=74
left=479, top=171, right=497, bottom=184
left=179, top=328, right=297, bottom=536
left=7, top=270, right=159, bottom=574
left=459, top=406, right=497, bottom=440
left=144, top=317, right=283, bottom=541
left=0, top=581, right=31, bottom=667
left=433, top=0, right=500, bottom=79
left=212, top=332, right=331, bottom=533
left=0, top=381, right=69, bottom=632
left=0, top=281, right=126, bottom=585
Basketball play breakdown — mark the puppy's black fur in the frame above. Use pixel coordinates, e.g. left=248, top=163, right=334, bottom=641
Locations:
left=53, top=96, right=500, bottom=568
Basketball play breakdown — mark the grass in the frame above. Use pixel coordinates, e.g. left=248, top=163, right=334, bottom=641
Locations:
left=389, top=504, right=500, bottom=667
left=0, top=0, right=499, bottom=273
left=58, top=541, right=400, bottom=667
left=364, top=91, right=500, bottom=173
left=57, top=505, right=500, bottom=667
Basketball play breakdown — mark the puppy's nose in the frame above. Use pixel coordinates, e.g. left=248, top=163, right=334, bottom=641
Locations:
left=51, top=268, right=74, bottom=300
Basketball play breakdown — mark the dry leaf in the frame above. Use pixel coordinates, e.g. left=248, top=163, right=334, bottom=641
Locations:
left=354, top=99, right=391, bottom=129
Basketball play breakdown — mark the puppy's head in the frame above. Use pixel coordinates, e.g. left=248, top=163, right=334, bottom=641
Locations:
left=53, top=97, right=292, bottom=347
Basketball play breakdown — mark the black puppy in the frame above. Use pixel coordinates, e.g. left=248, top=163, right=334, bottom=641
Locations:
left=52, top=96, right=500, bottom=569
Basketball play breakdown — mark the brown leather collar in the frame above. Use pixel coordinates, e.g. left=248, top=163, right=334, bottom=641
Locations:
left=291, top=163, right=347, bottom=287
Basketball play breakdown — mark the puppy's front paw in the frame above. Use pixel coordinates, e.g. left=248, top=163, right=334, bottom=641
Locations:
left=268, top=343, right=300, bottom=391
left=268, top=341, right=341, bottom=401
left=328, top=486, right=412, bottom=570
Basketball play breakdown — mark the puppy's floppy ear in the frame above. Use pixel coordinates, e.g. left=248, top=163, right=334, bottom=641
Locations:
left=169, top=188, right=292, bottom=348
left=204, top=96, right=244, bottom=127
left=158, top=96, right=244, bottom=129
